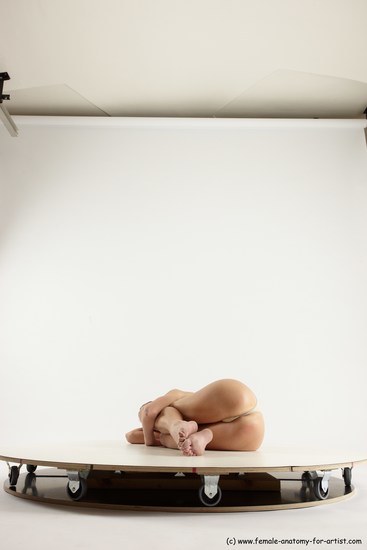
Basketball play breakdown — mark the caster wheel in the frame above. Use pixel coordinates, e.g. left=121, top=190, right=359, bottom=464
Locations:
left=26, top=464, right=37, bottom=474
left=67, top=478, right=88, bottom=501
left=313, top=477, right=329, bottom=500
left=8, top=466, right=20, bottom=486
left=301, top=471, right=312, bottom=488
left=198, top=485, right=222, bottom=507
left=343, top=467, right=352, bottom=488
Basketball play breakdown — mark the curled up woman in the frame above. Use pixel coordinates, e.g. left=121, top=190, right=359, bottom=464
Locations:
left=125, top=379, right=264, bottom=456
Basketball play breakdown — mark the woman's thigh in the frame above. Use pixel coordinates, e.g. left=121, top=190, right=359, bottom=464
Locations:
left=205, top=412, right=265, bottom=451
left=172, top=379, right=257, bottom=424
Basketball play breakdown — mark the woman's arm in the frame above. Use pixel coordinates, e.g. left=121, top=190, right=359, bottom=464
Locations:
left=140, top=389, right=193, bottom=446
left=125, top=427, right=162, bottom=445
left=125, top=427, right=145, bottom=444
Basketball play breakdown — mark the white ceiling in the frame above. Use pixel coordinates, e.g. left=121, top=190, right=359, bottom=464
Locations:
left=2, top=0, right=367, bottom=119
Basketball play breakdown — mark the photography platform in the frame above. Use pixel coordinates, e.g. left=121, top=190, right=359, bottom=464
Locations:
left=1, top=442, right=366, bottom=512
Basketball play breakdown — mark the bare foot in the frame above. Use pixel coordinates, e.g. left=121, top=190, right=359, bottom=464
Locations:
left=170, top=420, right=198, bottom=448
left=181, top=428, right=213, bottom=456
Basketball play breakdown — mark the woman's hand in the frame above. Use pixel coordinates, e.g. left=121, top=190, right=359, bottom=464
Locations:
left=139, top=389, right=193, bottom=446
left=139, top=403, right=159, bottom=446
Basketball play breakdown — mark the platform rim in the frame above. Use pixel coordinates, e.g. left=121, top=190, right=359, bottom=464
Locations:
left=1, top=452, right=366, bottom=475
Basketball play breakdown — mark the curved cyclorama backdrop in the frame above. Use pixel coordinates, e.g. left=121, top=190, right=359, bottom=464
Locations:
left=0, top=117, right=366, bottom=449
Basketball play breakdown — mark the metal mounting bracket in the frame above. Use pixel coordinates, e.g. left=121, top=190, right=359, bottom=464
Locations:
left=202, top=475, right=220, bottom=499
left=66, top=469, right=90, bottom=494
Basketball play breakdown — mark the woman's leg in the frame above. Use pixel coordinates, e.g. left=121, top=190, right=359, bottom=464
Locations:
left=154, top=406, right=200, bottom=449
left=158, top=412, right=265, bottom=455
left=171, top=379, right=257, bottom=424
left=204, top=412, right=264, bottom=451
left=182, top=413, right=264, bottom=454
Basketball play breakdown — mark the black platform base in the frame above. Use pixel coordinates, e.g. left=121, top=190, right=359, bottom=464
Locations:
left=4, top=468, right=354, bottom=513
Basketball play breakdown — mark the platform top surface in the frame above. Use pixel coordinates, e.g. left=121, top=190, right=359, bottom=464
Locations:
left=1, top=441, right=367, bottom=471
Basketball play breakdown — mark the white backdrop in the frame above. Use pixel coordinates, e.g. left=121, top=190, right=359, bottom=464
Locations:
left=0, top=117, right=366, bottom=450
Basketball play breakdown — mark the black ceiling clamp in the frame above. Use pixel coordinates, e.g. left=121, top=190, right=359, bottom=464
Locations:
left=0, top=72, right=18, bottom=136
left=0, top=72, right=11, bottom=103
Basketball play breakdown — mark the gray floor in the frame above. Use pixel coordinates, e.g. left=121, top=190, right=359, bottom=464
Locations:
left=0, top=462, right=366, bottom=550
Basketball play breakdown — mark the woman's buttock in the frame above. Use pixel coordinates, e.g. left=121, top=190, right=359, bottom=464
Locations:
left=222, top=404, right=260, bottom=423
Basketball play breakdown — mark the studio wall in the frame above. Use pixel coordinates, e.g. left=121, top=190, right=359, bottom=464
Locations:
left=0, top=117, right=366, bottom=448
